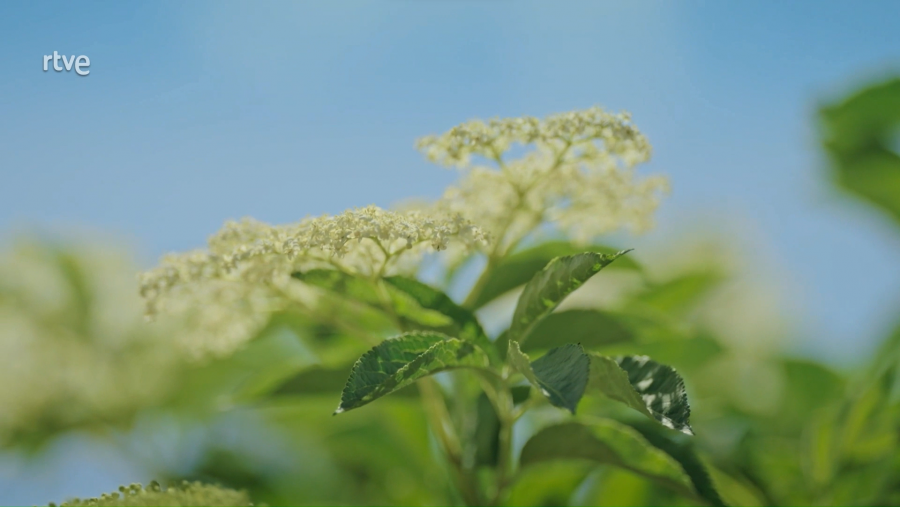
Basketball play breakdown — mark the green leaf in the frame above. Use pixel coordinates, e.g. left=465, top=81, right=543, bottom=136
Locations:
left=519, top=309, right=637, bottom=353
left=519, top=420, right=700, bottom=502
left=778, top=359, right=846, bottom=426
left=508, top=341, right=590, bottom=413
left=589, top=354, right=693, bottom=435
left=292, top=269, right=452, bottom=328
left=629, top=271, right=723, bottom=317
left=508, top=250, right=629, bottom=346
left=505, top=462, right=593, bottom=507
left=627, top=419, right=726, bottom=506
left=383, top=276, right=499, bottom=364
left=336, top=332, right=489, bottom=413
left=820, top=78, right=900, bottom=225
left=468, top=241, right=640, bottom=309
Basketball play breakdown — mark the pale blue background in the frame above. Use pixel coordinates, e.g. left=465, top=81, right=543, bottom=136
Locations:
left=2, top=3, right=900, bottom=501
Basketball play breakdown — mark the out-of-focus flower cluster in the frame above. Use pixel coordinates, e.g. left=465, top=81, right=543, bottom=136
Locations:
left=0, top=240, right=183, bottom=447
left=415, top=107, right=668, bottom=253
left=53, top=481, right=255, bottom=507
left=139, top=206, right=486, bottom=357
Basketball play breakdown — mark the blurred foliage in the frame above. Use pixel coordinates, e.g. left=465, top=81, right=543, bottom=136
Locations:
left=821, top=78, right=900, bottom=225
left=5, top=79, right=900, bottom=507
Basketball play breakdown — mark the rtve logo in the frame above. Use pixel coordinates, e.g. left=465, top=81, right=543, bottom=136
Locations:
left=43, top=51, right=91, bottom=76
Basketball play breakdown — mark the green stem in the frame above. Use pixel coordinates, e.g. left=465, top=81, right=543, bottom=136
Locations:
left=490, top=386, right=515, bottom=506
left=418, top=377, right=482, bottom=505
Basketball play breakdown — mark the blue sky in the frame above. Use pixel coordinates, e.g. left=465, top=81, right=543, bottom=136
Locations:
left=2, top=1, right=900, bottom=365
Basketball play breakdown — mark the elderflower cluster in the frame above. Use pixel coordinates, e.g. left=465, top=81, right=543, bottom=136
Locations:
left=139, top=206, right=486, bottom=357
left=0, top=240, right=183, bottom=447
left=415, top=107, right=668, bottom=251
left=53, top=481, right=255, bottom=507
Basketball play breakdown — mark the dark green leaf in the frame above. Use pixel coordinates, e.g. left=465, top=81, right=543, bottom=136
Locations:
left=508, top=341, right=590, bottom=413
left=508, top=251, right=629, bottom=346
left=590, top=354, right=693, bottom=435
left=820, top=78, right=900, bottom=225
left=336, top=332, right=489, bottom=413
left=468, top=242, right=641, bottom=309
left=519, top=420, right=700, bottom=502
left=383, top=276, right=499, bottom=364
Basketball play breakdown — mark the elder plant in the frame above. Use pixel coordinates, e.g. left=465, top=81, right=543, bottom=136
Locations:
left=138, top=108, right=718, bottom=505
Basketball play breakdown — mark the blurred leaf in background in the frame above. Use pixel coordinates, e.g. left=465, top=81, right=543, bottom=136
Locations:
left=821, top=78, right=900, bottom=226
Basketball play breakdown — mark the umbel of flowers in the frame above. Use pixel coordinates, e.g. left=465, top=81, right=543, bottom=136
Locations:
left=138, top=106, right=667, bottom=360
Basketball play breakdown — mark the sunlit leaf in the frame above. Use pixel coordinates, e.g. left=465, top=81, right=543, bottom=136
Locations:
left=336, top=332, right=489, bottom=413
left=519, top=420, right=700, bottom=502
left=590, top=354, right=693, bottom=435
left=508, top=341, right=590, bottom=413
left=468, top=242, right=640, bottom=309
left=508, top=251, right=629, bottom=346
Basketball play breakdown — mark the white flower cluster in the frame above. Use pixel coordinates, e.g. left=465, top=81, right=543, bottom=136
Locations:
left=139, top=206, right=487, bottom=356
left=417, top=107, right=651, bottom=168
left=416, top=107, right=668, bottom=253
left=0, top=240, right=183, bottom=446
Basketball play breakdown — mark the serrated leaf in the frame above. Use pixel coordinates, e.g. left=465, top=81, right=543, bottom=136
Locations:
left=383, top=275, right=499, bottom=364
left=336, top=332, right=489, bottom=413
left=590, top=354, right=693, bottom=435
left=508, top=341, right=589, bottom=413
left=508, top=251, right=629, bottom=345
left=468, top=242, right=641, bottom=309
left=519, top=420, right=701, bottom=503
